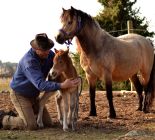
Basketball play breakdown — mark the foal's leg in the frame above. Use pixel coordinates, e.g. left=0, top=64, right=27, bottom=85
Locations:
left=130, top=74, right=143, bottom=111
left=69, top=91, right=77, bottom=131
left=67, top=93, right=72, bottom=125
left=74, top=90, right=79, bottom=122
left=86, top=73, right=97, bottom=116
left=62, top=93, right=69, bottom=131
left=37, top=92, right=53, bottom=128
left=55, top=92, right=63, bottom=125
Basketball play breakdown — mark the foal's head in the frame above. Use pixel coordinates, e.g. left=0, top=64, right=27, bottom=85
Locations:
left=49, top=48, right=71, bottom=79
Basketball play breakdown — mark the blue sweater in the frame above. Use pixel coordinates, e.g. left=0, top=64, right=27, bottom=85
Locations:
left=10, top=48, right=60, bottom=98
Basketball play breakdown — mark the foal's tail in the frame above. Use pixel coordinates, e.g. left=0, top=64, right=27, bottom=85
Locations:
left=145, top=54, right=155, bottom=107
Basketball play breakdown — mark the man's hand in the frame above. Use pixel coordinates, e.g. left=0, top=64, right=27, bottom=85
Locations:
left=60, top=78, right=80, bottom=89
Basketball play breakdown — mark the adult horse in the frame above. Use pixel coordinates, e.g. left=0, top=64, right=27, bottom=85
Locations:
left=55, top=6, right=155, bottom=118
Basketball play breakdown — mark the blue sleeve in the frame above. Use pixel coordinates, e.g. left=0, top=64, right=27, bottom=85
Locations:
left=23, top=60, right=61, bottom=92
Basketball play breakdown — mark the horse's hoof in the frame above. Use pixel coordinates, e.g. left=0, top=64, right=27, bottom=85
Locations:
left=89, top=112, right=97, bottom=116
left=109, top=113, right=116, bottom=119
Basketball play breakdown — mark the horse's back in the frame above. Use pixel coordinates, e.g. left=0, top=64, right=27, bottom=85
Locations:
left=116, top=33, right=154, bottom=84
left=118, top=33, right=154, bottom=65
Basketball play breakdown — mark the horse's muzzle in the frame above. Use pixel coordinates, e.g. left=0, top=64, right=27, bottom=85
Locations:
left=55, top=34, right=65, bottom=44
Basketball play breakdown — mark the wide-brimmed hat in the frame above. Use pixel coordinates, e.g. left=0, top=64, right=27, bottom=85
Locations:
left=30, top=33, right=54, bottom=51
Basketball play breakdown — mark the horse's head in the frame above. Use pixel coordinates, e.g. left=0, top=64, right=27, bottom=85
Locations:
left=55, top=6, right=83, bottom=44
left=49, top=48, right=70, bottom=79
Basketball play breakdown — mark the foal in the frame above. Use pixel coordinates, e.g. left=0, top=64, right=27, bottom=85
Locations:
left=37, top=48, right=81, bottom=131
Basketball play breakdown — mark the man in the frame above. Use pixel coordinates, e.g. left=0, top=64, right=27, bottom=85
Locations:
left=0, top=33, right=80, bottom=130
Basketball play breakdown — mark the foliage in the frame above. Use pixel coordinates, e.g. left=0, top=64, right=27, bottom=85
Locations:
left=0, top=61, right=17, bottom=78
left=95, top=0, right=155, bottom=37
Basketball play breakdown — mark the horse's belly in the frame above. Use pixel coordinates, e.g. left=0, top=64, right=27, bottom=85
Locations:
left=112, top=75, right=130, bottom=81
left=112, top=71, right=135, bottom=81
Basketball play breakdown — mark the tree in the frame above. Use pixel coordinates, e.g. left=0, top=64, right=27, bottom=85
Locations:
left=95, top=0, right=154, bottom=37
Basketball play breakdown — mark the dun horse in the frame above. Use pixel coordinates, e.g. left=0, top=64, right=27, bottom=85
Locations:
left=55, top=6, right=155, bottom=118
left=37, top=48, right=82, bottom=131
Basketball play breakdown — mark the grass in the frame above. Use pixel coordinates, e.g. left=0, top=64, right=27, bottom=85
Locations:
left=0, top=127, right=127, bottom=140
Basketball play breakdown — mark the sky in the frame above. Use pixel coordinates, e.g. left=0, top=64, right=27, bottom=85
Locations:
left=0, top=0, right=155, bottom=63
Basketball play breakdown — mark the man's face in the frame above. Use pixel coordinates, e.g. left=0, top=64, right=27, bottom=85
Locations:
left=35, top=49, right=50, bottom=59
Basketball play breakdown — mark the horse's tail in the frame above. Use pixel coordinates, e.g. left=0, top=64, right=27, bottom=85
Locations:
left=145, top=53, right=155, bottom=108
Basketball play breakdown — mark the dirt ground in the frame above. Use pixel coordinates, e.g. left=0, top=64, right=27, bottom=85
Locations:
left=0, top=90, right=155, bottom=140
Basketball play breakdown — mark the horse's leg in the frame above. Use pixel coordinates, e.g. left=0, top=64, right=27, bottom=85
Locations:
left=105, top=75, right=116, bottom=118
left=86, top=73, right=97, bottom=116
left=130, top=74, right=143, bottom=111
left=143, top=58, right=155, bottom=113
left=143, top=87, right=151, bottom=113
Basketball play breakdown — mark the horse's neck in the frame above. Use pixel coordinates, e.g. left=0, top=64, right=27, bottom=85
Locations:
left=77, top=24, right=109, bottom=56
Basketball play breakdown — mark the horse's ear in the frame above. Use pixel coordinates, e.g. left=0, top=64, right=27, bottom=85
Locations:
left=54, top=48, right=59, bottom=54
left=62, top=7, right=66, bottom=12
left=71, top=6, right=74, bottom=10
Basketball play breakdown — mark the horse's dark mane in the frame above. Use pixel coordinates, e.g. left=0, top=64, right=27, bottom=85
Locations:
left=75, top=8, right=92, bottom=22
left=73, top=7, right=99, bottom=28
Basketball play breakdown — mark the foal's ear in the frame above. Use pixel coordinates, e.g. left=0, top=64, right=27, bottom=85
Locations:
left=54, top=48, right=59, bottom=54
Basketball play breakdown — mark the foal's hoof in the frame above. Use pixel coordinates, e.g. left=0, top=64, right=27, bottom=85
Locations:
left=136, top=107, right=142, bottom=111
left=37, top=123, right=44, bottom=129
left=63, top=127, right=69, bottom=132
